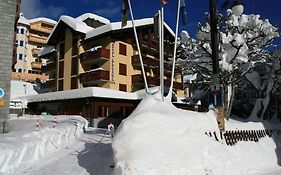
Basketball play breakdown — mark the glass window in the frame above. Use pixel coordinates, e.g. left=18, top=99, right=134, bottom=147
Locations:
left=19, top=40, right=24, bottom=47
left=18, top=53, right=23, bottom=60
left=119, top=43, right=127, bottom=56
left=20, top=28, right=24, bottom=34
left=119, top=63, right=127, bottom=76
left=119, top=84, right=127, bottom=92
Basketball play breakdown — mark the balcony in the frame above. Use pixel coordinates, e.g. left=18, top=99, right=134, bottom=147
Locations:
left=139, top=40, right=174, bottom=56
left=28, top=34, right=47, bottom=45
left=32, top=48, right=41, bottom=57
left=31, top=61, right=42, bottom=69
left=79, top=70, right=110, bottom=84
left=30, top=25, right=53, bottom=34
left=80, top=48, right=110, bottom=64
left=11, top=72, right=49, bottom=82
left=131, top=55, right=159, bottom=68
left=132, top=74, right=183, bottom=90
left=41, top=62, right=56, bottom=72
left=41, top=79, right=56, bottom=91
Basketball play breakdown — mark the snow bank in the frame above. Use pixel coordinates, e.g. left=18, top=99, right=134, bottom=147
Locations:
left=112, top=93, right=281, bottom=175
left=0, top=115, right=88, bottom=174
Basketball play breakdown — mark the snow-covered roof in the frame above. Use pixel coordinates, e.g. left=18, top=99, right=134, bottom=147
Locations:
left=20, top=87, right=143, bottom=103
left=76, top=13, right=110, bottom=24
left=18, top=13, right=30, bottom=26
left=29, top=17, right=57, bottom=25
left=38, top=46, right=55, bottom=57
left=47, top=15, right=93, bottom=44
left=10, top=80, right=39, bottom=100
left=85, top=18, right=175, bottom=40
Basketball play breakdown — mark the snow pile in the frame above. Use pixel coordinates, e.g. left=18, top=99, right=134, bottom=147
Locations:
left=112, top=93, right=281, bottom=175
left=0, top=115, right=88, bottom=174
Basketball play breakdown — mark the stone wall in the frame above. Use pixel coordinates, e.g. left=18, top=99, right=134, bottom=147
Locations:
left=0, top=0, right=16, bottom=133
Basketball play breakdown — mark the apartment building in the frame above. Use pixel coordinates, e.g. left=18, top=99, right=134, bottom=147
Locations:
left=12, top=13, right=56, bottom=82
left=41, top=13, right=183, bottom=96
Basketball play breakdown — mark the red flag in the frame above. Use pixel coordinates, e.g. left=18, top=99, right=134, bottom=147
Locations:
left=161, top=0, right=168, bottom=5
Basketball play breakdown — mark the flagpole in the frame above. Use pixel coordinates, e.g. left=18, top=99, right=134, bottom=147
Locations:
left=166, top=0, right=181, bottom=101
left=127, top=0, right=149, bottom=93
left=160, top=6, right=165, bottom=101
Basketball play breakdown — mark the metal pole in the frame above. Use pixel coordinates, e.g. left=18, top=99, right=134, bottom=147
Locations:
left=160, top=6, right=165, bottom=101
left=167, top=0, right=181, bottom=100
left=127, top=0, right=149, bottom=93
left=209, top=0, right=220, bottom=75
left=158, top=10, right=162, bottom=96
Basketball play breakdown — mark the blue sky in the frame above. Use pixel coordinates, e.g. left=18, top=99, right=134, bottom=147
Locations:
left=21, top=0, right=281, bottom=44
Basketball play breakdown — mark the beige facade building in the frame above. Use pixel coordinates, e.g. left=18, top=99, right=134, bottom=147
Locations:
left=12, top=14, right=56, bottom=82
left=41, top=13, right=184, bottom=97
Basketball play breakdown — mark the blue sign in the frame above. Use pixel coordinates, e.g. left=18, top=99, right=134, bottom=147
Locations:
left=0, top=88, right=4, bottom=98
left=208, top=90, right=223, bottom=107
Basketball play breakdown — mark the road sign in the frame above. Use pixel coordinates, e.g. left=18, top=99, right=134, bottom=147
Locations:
left=0, top=98, right=4, bottom=106
left=0, top=88, right=4, bottom=98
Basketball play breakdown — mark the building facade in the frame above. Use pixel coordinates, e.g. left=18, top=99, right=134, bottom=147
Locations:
left=41, top=13, right=184, bottom=97
left=12, top=14, right=56, bottom=82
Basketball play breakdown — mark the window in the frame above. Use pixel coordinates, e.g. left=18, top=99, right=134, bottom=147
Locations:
left=71, top=77, right=78, bottom=89
left=58, top=80, right=63, bottom=91
left=119, top=63, right=127, bottom=76
left=19, top=40, right=24, bottom=47
left=71, top=57, right=78, bottom=76
left=119, top=84, right=127, bottom=92
left=59, top=43, right=65, bottom=60
left=119, top=43, right=127, bottom=56
left=72, top=38, right=78, bottom=56
left=18, top=68, right=22, bottom=72
left=15, top=40, right=18, bottom=46
left=20, top=28, right=24, bottom=34
left=98, top=106, right=110, bottom=117
left=59, top=61, right=64, bottom=78
left=18, top=53, right=23, bottom=60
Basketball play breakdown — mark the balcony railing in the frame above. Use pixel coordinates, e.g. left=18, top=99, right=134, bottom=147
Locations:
left=41, top=79, right=56, bottom=90
left=79, top=70, right=110, bottom=84
left=80, top=48, right=110, bottom=64
left=132, top=74, right=183, bottom=90
left=28, top=34, right=47, bottom=44
left=11, top=72, right=49, bottom=82
left=139, top=40, right=174, bottom=56
left=31, top=61, right=42, bottom=69
left=131, top=55, right=159, bottom=68
left=32, top=48, right=41, bottom=57
left=30, top=25, right=53, bottom=34
left=41, top=62, right=56, bottom=72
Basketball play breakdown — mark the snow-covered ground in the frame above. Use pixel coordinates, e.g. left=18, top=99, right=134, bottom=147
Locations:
left=0, top=115, right=114, bottom=175
left=112, top=93, right=281, bottom=175
left=1, top=93, right=281, bottom=175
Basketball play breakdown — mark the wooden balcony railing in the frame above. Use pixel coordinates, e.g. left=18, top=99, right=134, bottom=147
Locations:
left=11, top=72, right=49, bottom=82
left=31, top=61, right=42, bottom=69
left=32, top=48, right=41, bottom=57
left=80, top=48, right=110, bottom=64
left=79, top=70, right=110, bottom=84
